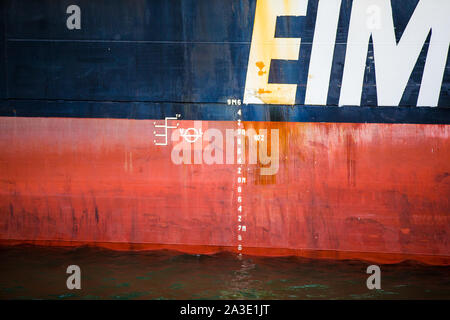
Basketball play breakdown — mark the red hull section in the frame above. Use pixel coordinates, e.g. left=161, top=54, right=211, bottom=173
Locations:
left=0, top=117, right=449, bottom=265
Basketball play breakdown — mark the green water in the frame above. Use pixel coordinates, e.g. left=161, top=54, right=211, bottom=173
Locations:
left=0, top=245, right=449, bottom=299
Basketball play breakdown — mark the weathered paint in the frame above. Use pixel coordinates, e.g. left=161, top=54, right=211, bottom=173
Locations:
left=0, top=117, right=449, bottom=264
left=0, top=0, right=449, bottom=264
left=243, top=0, right=306, bottom=104
left=2, top=0, right=449, bottom=106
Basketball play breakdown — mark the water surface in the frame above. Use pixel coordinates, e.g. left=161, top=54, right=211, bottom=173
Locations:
left=0, top=245, right=449, bottom=299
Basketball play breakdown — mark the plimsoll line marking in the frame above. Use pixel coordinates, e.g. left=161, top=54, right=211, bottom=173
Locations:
left=153, top=115, right=180, bottom=146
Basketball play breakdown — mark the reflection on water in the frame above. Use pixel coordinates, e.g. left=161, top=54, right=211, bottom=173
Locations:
left=0, top=245, right=449, bottom=300
left=225, top=256, right=258, bottom=299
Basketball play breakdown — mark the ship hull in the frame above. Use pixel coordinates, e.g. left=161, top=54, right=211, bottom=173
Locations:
left=1, top=116, right=449, bottom=265
left=1, top=0, right=450, bottom=265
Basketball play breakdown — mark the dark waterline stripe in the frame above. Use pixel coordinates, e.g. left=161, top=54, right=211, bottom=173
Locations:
left=0, top=99, right=449, bottom=124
